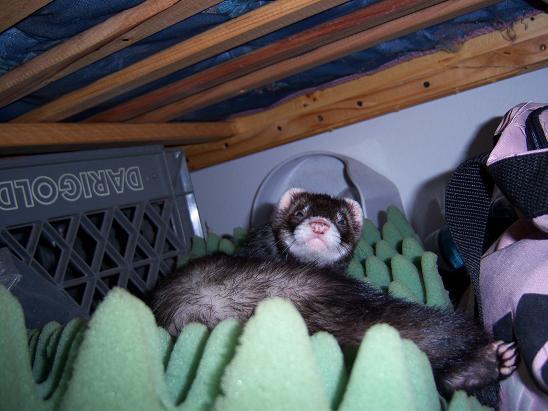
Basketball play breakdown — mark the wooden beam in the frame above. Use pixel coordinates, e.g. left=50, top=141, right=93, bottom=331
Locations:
left=186, top=11, right=548, bottom=155
left=87, top=0, right=444, bottom=123
left=184, top=14, right=548, bottom=169
left=12, top=0, right=348, bottom=123
left=0, top=0, right=221, bottom=107
left=0, top=122, right=237, bottom=153
left=130, top=0, right=498, bottom=123
left=230, top=11, right=548, bottom=137
left=0, top=1, right=53, bottom=34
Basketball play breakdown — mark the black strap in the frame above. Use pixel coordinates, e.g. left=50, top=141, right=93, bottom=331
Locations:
left=525, top=105, right=548, bottom=150
left=445, top=153, right=492, bottom=316
left=445, top=149, right=548, bottom=318
left=490, top=151, right=548, bottom=218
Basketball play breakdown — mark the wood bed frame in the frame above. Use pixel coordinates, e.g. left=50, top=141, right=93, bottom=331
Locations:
left=1, top=0, right=546, bottom=169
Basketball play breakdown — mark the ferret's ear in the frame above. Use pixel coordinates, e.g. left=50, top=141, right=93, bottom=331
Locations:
left=344, top=198, right=363, bottom=230
left=278, top=188, right=306, bottom=211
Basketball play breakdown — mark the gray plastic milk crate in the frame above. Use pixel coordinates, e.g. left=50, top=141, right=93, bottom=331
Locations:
left=0, top=145, right=204, bottom=328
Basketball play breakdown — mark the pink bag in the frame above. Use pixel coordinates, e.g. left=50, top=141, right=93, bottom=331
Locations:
left=446, top=103, right=548, bottom=410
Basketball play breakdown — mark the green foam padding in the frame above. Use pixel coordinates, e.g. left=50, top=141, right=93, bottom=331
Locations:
left=218, top=238, right=236, bottom=255
left=214, top=298, right=330, bottom=411
left=401, top=339, right=440, bottom=411
left=190, top=236, right=207, bottom=258
left=206, top=233, right=221, bottom=255
left=364, top=256, right=391, bottom=289
left=347, top=258, right=365, bottom=280
left=338, top=324, right=416, bottom=411
left=158, top=326, right=174, bottom=368
left=166, top=323, right=209, bottom=405
left=33, top=321, right=61, bottom=383
left=447, top=391, right=471, bottom=411
left=311, top=332, right=347, bottom=409
left=28, top=328, right=39, bottom=342
left=361, top=219, right=381, bottom=245
left=47, top=327, right=86, bottom=408
left=447, top=391, right=491, bottom=411
left=387, top=206, right=420, bottom=242
left=180, top=319, right=242, bottom=411
left=0, top=285, right=44, bottom=411
left=402, top=237, right=425, bottom=266
left=388, top=280, right=421, bottom=303
left=58, top=288, right=169, bottom=411
left=421, top=252, right=452, bottom=310
left=46, top=326, right=63, bottom=362
left=353, top=238, right=374, bottom=262
left=382, top=221, right=403, bottom=250
left=38, top=318, right=86, bottom=399
left=375, top=240, right=397, bottom=264
left=2, top=209, right=490, bottom=411
left=232, top=227, right=247, bottom=245
left=28, top=328, right=41, bottom=367
left=391, top=254, right=425, bottom=303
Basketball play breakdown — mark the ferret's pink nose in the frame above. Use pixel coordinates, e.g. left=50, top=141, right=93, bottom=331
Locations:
left=310, top=219, right=329, bottom=234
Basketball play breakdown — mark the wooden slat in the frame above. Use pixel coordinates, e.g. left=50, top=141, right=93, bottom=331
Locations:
left=0, top=0, right=52, bottom=34
left=185, top=14, right=548, bottom=169
left=0, top=0, right=221, bottom=107
left=45, top=0, right=221, bottom=86
left=185, top=10, right=547, bottom=155
left=131, top=0, right=497, bottom=123
left=87, top=0, right=444, bottom=123
left=13, top=0, right=348, bottom=123
left=0, top=122, right=237, bottom=154
left=231, top=12, right=548, bottom=137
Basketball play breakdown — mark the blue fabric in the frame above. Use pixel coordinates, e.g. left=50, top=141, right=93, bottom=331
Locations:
left=0, top=0, right=538, bottom=122
left=176, top=0, right=536, bottom=121
left=0, top=0, right=144, bottom=73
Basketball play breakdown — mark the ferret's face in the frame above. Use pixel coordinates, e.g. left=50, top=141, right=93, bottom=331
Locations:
left=272, top=189, right=363, bottom=267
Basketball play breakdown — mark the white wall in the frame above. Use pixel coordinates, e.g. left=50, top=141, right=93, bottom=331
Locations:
left=190, top=68, right=548, bottom=238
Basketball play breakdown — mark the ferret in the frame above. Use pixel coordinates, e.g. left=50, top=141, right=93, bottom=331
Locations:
left=151, top=190, right=516, bottom=394
left=150, top=255, right=517, bottom=395
left=236, top=188, right=363, bottom=273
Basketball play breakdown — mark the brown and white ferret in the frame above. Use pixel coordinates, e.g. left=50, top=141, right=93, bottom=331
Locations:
left=150, top=189, right=517, bottom=395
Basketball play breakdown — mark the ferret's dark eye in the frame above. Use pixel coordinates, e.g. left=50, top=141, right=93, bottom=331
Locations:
left=337, top=218, right=346, bottom=226
left=295, top=211, right=304, bottom=218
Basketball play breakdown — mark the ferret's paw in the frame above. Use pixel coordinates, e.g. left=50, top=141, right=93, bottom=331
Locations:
left=492, top=340, right=518, bottom=378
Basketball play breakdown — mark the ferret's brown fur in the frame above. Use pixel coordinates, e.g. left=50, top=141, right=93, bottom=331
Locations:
left=151, top=255, right=516, bottom=395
